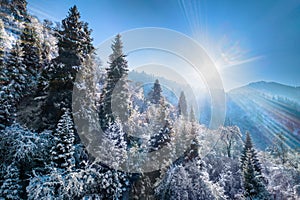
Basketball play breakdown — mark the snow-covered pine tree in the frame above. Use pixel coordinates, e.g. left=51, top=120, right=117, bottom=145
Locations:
left=148, top=119, right=173, bottom=153
left=240, top=131, right=262, bottom=175
left=148, top=98, right=173, bottom=152
left=0, top=163, right=22, bottom=200
left=189, top=106, right=196, bottom=123
left=102, top=121, right=130, bottom=198
left=41, top=5, right=94, bottom=130
left=242, top=151, right=271, bottom=199
left=0, top=41, right=26, bottom=129
left=54, top=5, right=94, bottom=78
left=20, top=21, right=41, bottom=91
left=72, top=52, right=98, bottom=145
left=177, top=91, right=187, bottom=118
left=50, top=109, right=75, bottom=170
left=0, top=124, right=53, bottom=190
left=100, top=121, right=128, bottom=169
left=185, top=106, right=200, bottom=161
left=81, top=22, right=95, bottom=60
left=146, top=98, right=176, bottom=189
left=3, top=40, right=26, bottom=101
left=99, top=34, right=129, bottom=130
left=148, top=79, right=162, bottom=105
left=240, top=132, right=270, bottom=199
left=28, top=19, right=58, bottom=131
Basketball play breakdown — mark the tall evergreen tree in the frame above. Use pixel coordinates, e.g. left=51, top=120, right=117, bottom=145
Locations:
left=147, top=98, right=168, bottom=138
left=148, top=98, right=174, bottom=179
left=20, top=22, right=41, bottom=91
left=73, top=53, right=98, bottom=138
left=242, top=151, right=270, bottom=199
left=54, top=5, right=94, bottom=70
left=148, top=79, right=162, bottom=104
left=30, top=20, right=57, bottom=131
left=240, top=132, right=262, bottom=175
left=240, top=132, right=270, bottom=199
left=0, top=41, right=26, bottom=129
left=178, top=91, right=187, bottom=118
left=99, top=34, right=129, bottom=129
left=41, top=5, right=94, bottom=130
left=189, top=106, right=196, bottom=123
left=50, top=109, right=75, bottom=170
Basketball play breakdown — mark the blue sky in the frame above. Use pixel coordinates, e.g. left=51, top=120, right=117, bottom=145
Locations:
left=27, top=0, right=300, bottom=91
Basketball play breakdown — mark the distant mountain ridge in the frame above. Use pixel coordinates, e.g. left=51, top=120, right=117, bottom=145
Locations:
left=226, top=81, right=300, bottom=149
left=233, top=81, right=300, bottom=101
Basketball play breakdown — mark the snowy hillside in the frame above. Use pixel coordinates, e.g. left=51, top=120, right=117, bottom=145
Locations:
left=226, top=81, right=300, bottom=149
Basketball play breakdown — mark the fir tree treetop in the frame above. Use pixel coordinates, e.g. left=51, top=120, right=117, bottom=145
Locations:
left=109, top=34, right=123, bottom=62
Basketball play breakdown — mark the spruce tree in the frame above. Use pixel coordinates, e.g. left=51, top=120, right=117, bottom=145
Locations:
left=148, top=79, right=162, bottom=104
left=31, top=20, right=57, bottom=131
left=0, top=41, right=26, bottom=128
left=41, top=5, right=94, bottom=129
left=54, top=5, right=94, bottom=70
left=242, top=152, right=270, bottom=199
left=0, top=163, right=22, bottom=200
left=178, top=91, right=187, bottom=118
left=189, top=106, right=196, bottom=123
left=99, top=34, right=129, bottom=129
left=240, top=132, right=270, bottom=199
left=20, top=22, right=41, bottom=91
left=3, top=41, right=26, bottom=101
left=50, top=109, right=75, bottom=170
left=243, top=151, right=258, bottom=198
left=100, top=121, right=128, bottom=169
left=148, top=98, right=168, bottom=140
left=147, top=98, right=174, bottom=177
left=50, top=5, right=83, bottom=88
left=240, top=132, right=262, bottom=175
left=73, top=53, right=98, bottom=139
left=148, top=119, right=173, bottom=152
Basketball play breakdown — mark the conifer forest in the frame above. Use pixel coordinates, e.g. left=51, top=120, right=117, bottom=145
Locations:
left=0, top=1, right=300, bottom=199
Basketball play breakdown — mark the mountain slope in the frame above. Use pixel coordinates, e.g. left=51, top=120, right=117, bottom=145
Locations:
left=128, top=71, right=300, bottom=150
left=226, top=81, right=300, bottom=149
